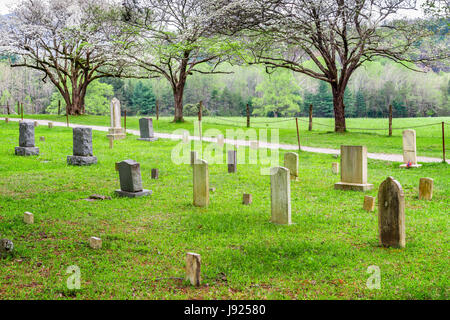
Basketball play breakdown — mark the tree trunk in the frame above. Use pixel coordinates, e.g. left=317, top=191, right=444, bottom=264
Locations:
left=332, top=86, right=346, bottom=132
left=172, top=79, right=186, bottom=122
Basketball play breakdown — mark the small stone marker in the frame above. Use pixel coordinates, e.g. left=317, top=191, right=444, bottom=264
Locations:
left=15, top=122, right=39, bottom=156
left=115, top=160, right=151, bottom=197
left=363, top=196, right=375, bottom=212
left=0, top=239, right=14, bottom=257
left=48, top=122, right=53, bottom=129
left=243, top=193, right=252, bottom=205
left=217, top=134, right=224, bottom=147
left=190, top=151, right=198, bottom=167
left=39, top=136, right=45, bottom=142
left=334, top=145, right=373, bottom=191
left=193, top=159, right=209, bottom=207
left=151, top=168, right=159, bottom=179
left=209, top=187, right=216, bottom=193
left=227, top=150, right=237, bottom=173
left=67, top=127, right=97, bottom=166
left=5, top=118, right=9, bottom=123
left=419, top=178, right=433, bottom=200
left=138, top=118, right=158, bottom=141
left=34, top=121, right=38, bottom=127
left=400, top=129, right=421, bottom=168
left=89, top=237, right=102, bottom=249
left=23, top=212, right=34, bottom=224
left=332, top=162, right=339, bottom=174
left=270, top=167, right=291, bottom=225
left=284, top=152, right=298, bottom=180
left=185, top=252, right=201, bottom=287
left=378, top=176, right=405, bottom=248
left=106, top=97, right=126, bottom=140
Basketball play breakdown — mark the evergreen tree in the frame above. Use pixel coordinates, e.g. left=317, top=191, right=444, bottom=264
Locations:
left=131, top=81, right=156, bottom=115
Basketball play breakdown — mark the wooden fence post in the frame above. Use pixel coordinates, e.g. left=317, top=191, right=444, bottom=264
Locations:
left=295, top=118, right=301, bottom=153
left=246, top=104, right=250, bottom=128
left=443, top=122, right=446, bottom=163
left=388, top=104, right=393, bottom=136
left=156, top=100, right=159, bottom=120
left=308, top=104, right=313, bottom=131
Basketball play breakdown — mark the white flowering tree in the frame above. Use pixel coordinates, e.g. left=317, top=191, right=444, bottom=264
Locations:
left=206, top=0, right=448, bottom=132
left=0, top=0, right=127, bottom=115
left=120, top=0, right=241, bottom=122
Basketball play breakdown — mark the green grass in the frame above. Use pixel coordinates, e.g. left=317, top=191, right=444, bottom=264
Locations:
left=3, top=114, right=448, bottom=158
left=0, top=120, right=448, bottom=299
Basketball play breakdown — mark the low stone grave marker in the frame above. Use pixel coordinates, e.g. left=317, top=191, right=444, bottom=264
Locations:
left=227, top=150, right=237, bottom=173
left=34, top=121, right=38, bottom=127
left=15, top=122, right=39, bottom=156
left=89, top=237, right=102, bottom=249
left=193, top=159, right=209, bottom=207
left=363, top=196, right=375, bottom=212
left=23, top=212, right=34, bottom=224
left=185, top=252, right=201, bottom=287
left=419, top=178, right=433, bottom=200
left=243, top=193, right=252, bottom=205
left=5, top=118, right=9, bottom=123
left=0, top=239, right=14, bottom=257
left=151, top=168, right=159, bottom=179
left=332, top=162, right=339, bottom=174
left=334, top=145, right=373, bottom=191
left=115, top=160, right=151, bottom=198
left=39, top=136, right=45, bottom=142
left=284, top=152, right=298, bottom=181
left=138, top=118, right=158, bottom=141
left=67, top=127, right=97, bottom=166
left=270, top=167, right=291, bottom=225
left=48, top=122, right=53, bottom=129
left=378, top=176, right=405, bottom=248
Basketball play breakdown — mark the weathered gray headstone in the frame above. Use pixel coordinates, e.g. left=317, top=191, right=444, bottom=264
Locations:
left=217, top=134, right=224, bottom=147
left=138, top=118, right=158, bottom=141
left=400, top=129, right=421, bottom=168
left=107, top=98, right=126, bottom=140
left=227, top=150, right=237, bottom=173
left=39, top=136, right=45, bottom=142
left=419, top=177, right=433, bottom=200
left=151, top=168, right=159, bottom=179
left=0, top=239, right=14, bottom=257
left=284, top=152, right=298, bottom=180
left=243, top=193, right=252, bottom=205
left=363, top=196, right=375, bottom=212
left=5, top=118, right=8, bottom=123
left=185, top=252, right=201, bottom=286
left=378, top=176, right=405, bottom=248
left=115, top=160, right=151, bottom=197
left=67, top=127, right=97, bottom=166
left=34, top=121, right=38, bottom=127
left=15, top=122, right=39, bottom=156
left=334, top=145, right=373, bottom=191
left=48, top=122, right=53, bottom=129
left=332, top=162, right=339, bottom=174
left=193, top=159, right=209, bottom=207
left=270, top=167, right=291, bottom=225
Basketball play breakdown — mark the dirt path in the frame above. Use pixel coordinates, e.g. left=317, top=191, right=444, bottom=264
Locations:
left=4, top=117, right=448, bottom=164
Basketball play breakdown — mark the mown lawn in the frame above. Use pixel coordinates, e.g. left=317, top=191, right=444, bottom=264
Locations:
left=2, top=114, right=448, bottom=159
left=0, top=120, right=448, bottom=299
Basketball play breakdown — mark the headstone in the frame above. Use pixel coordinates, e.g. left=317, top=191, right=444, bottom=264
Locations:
left=334, top=146, right=373, bottom=191
left=419, top=178, right=433, bottom=200
left=5, top=118, right=9, bottom=123
left=193, top=159, right=209, bottom=207
left=67, top=127, right=97, bottom=166
left=89, top=237, right=102, bottom=249
left=151, top=168, right=159, bottom=179
left=270, top=167, right=291, bottom=225
left=363, top=196, right=375, bottom=212
left=185, top=252, right=201, bottom=286
left=209, top=187, right=216, bottom=193
left=138, top=118, right=158, bottom=141
left=48, top=122, right=53, bottom=129
left=217, top=134, right=224, bottom=147
left=284, top=152, right=298, bottom=180
left=378, top=177, right=405, bottom=248
left=0, top=239, right=14, bottom=257
left=34, top=121, right=38, bottom=127
left=243, top=193, right=252, bottom=205
left=190, top=151, right=198, bottom=167
left=23, top=212, right=34, bottom=224
left=115, top=160, right=151, bottom=197
left=39, top=136, right=45, bottom=142
left=106, top=98, right=126, bottom=140
left=15, top=122, right=39, bottom=156
left=400, top=129, right=421, bottom=168
left=332, top=162, right=339, bottom=174
left=227, top=150, right=237, bottom=173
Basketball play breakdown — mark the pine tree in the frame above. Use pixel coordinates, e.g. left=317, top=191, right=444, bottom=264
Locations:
left=131, top=81, right=156, bottom=115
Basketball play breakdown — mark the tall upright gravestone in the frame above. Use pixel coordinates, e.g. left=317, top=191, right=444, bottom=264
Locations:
left=107, top=98, right=126, bottom=140
left=67, top=127, right=97, bottom=166
left=15, top=122, right=39, bottom=156
left=400, top=129, right=421, bottom=168
left=378, top=177, right=405, bottom=248
left=138, top=118, right=158, bottom=141
left=115, top=160, right=151, bottom=197
left=227, top=150, right=237, bottom=173
left=284, top=152, right=298, bottom=181
left=334, top=145, right=373, bottom=191
left=193, top=159, right=209, bottom=207
left=270, top=167, right=291, bottom=225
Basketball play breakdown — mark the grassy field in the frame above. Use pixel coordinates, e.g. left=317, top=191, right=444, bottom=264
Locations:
left=0, top=120, right=448, bottom=299
left=2, top=114, right=449, bottom=159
